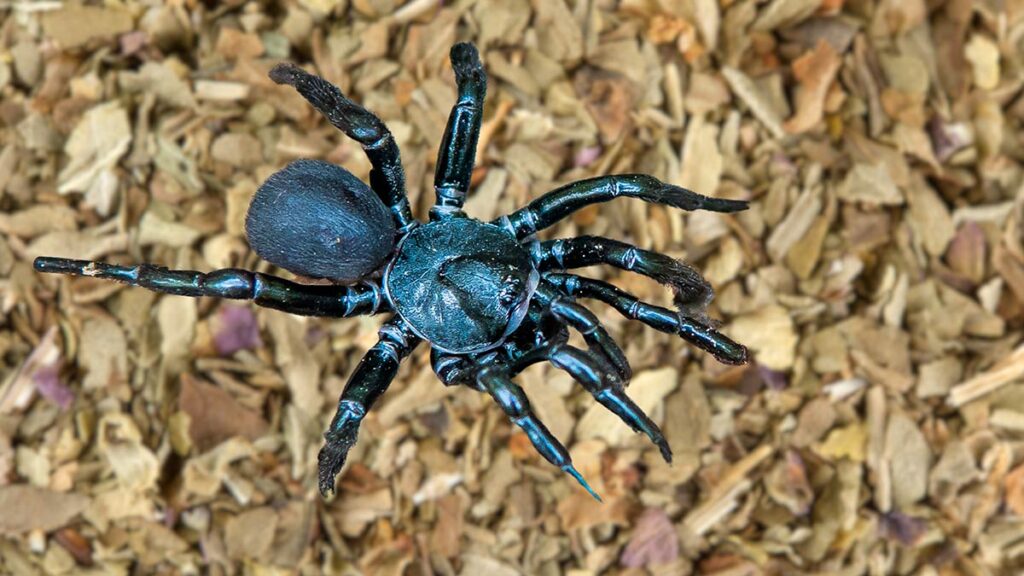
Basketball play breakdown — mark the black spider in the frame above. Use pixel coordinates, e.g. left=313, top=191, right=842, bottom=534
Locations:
left=35, top=43, right=749, bottom=500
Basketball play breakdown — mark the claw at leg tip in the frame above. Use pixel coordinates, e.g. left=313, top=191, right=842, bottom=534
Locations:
left=660, top=443, right=673, bottom=464
left=564, top=465, right=603, bottom=502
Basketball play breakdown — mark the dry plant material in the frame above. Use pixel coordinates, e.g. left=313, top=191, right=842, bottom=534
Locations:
left=3, top=0, right=1024, bottom=573
left=783, top=40, right=841, bottom=134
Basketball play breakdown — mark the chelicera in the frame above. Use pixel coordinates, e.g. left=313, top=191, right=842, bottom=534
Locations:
left=35, top=43, right=749, bottom=500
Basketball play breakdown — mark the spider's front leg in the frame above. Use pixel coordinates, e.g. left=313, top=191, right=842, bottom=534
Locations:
left=432, top=43, right=486, bottom=218
left=34, top=258, right=387, bottom=317
left=496, top=175, right=748, bottom=239
left=319, top=317, right=420, bottom=496
left=508, top=339, right=672, bottom=463
left=269, top=63, right=415, bottom=231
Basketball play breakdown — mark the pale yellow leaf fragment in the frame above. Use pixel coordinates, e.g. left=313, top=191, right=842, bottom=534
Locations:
left=138, top=212, right=201, bottom=248
left=158, top=296, right=196, bottom=367
left=682, top=444, right=773, bottom=536
left=267, top=313, right=323, bottom=417
left=726, top=306, right=796, bottom=370
left=679, top=116, right=721, bottom=196
left=97, top=413, right=160, bottom=493
left=885, top=411, right=932, bottom=508
left=225, top=507, right=278, bottom=561
left=906, top=178, right=954, bottom=256
left=964, top=34, right=1000, bottom=90
left=722, top=67, right=786, bottom=139
left=766, top=188, right=821, bottom=262
left=79, top=316, right=128, bottom=390
left=836, top=163, right=904, bottom=205
left=815, top=422, right=868, bottom=462
left=752, top=0, right=822, bottom=32
left=58, top=102, right=131, bottom=215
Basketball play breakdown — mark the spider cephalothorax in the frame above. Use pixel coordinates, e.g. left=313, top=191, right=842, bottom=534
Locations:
left=35, top=43, right=749, bottom=500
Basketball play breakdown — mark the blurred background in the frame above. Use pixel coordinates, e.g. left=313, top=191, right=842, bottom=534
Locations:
left=1, top=0, right=1023, bottom=574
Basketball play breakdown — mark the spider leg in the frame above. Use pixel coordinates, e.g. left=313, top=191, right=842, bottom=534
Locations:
left=33, top=257, right=387, bottom=317
left=495, top=175, right=748, bottom=239
left=430, top=348, right=474, bottom=388
left=475, top=363, right=602, bottom=501
left=533, top=236, right=714, bottom=320
left=269, top=63, right=415, bottom=231
left=432, top=42, right=486, bottom=219
left=509, top=342, right=672, bottom=463
left=319, top=317, right=420, bottom=496
left=546, top=273, right=748, bottom=365
left=534, top=283, right=631, bottom=382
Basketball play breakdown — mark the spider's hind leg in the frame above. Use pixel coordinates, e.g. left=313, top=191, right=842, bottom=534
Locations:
left=269, top=63, right=415, bottom=230
left=509, top=342, right=672, bottom=463
left=534, top=282, right=631, bottom=382
left=432, top=43, right=487, bottom=218
left=476, top=364, right=602, bottom=501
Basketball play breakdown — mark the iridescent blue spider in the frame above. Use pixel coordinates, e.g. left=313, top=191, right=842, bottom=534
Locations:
left=35, top=43, right=749, bottom=500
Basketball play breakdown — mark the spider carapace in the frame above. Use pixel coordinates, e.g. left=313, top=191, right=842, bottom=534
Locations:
left=35, top=42, right=750, bottom=501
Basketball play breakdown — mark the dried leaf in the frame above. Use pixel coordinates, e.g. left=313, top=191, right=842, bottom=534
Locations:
left=0, top=486, right=88, bottom=535
left=225, top=507, right=278, bottom=561
left=727, top=306, right=797, bottom=370
left=784, top=40, right=842, bottom=134
left=212, top=305, right=263, bottom=356
left=620, top=508, right=679, bottom=568
left=41, top=5, right=133, bottom=48
left=178, top=374, right=269, bottom=452
left=886, top=411, right=932, bottom=508
left=58, top=102, right=131, bottom=215
left=836, top=163, right=903, bottom=205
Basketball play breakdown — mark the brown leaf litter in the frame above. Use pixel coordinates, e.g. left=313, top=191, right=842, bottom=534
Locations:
left=2, top=0, right=1024, bottom=574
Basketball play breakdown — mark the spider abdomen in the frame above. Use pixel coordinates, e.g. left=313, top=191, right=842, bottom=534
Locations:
left=384, top=218, right=537, bottom=354
left=245, top=159, right=396, bottom=283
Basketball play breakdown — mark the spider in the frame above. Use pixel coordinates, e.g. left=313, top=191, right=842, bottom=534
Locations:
left=35, top=43, right=749, bottom=501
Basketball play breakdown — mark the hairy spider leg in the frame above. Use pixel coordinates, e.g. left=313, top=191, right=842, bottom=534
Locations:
left=431, top=42, right=487, bottom=219
left=496, top=175, right=748, bottom=239
left=534, top=283, right=632, bottom=382
left=476, top=365, right=602, bottom=502
left=534, top=236, right=715, bottom=320
left=319, top=317, right=420, bottom=496
left=33, top=257, right=386, bottom=317
left=545, top=273, right=748, bottom=365
left=509, top=340, right=672, bottom=463
left=269, top=63, right=416, bottom=232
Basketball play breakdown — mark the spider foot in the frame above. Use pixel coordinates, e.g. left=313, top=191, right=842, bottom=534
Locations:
left=657, top=181, right=749, bottom=213
left=269, top=63, right=383, bottom=144
left=563, top=465, right=602, bottom=502
left=595, top=388, right=673, bottom=464
left=317, top=401, right=364, bottom=497
left=450, top=43, right=485, bottom=86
